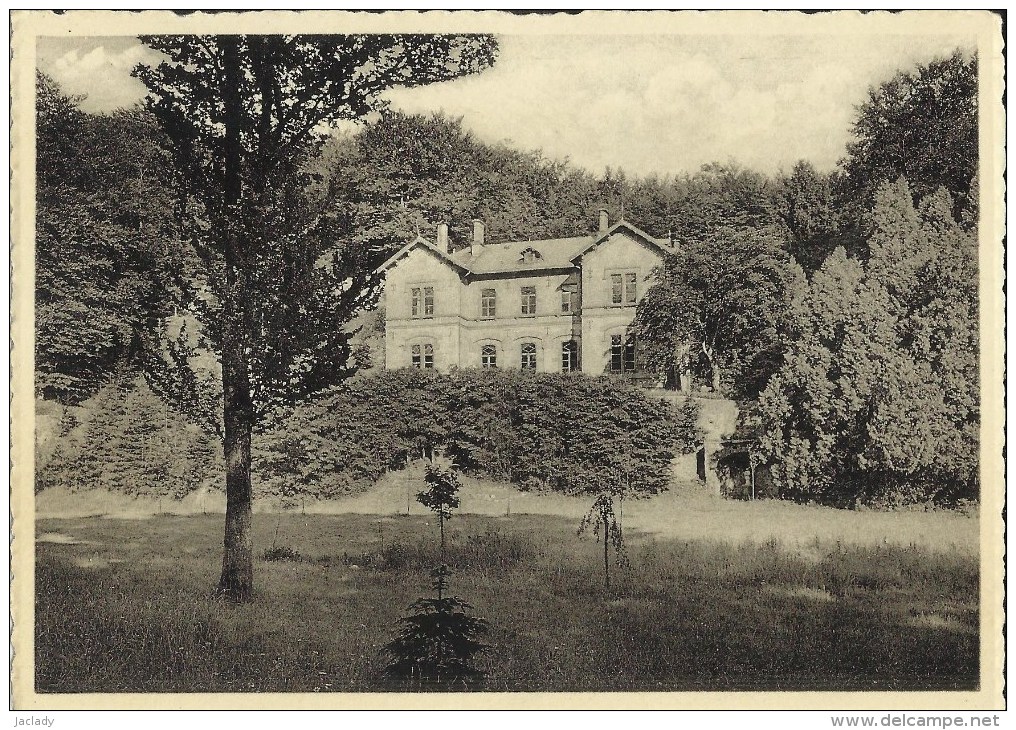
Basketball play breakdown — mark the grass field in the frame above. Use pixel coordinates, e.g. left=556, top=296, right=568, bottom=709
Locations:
left=35, top=496, right=979, bottom=693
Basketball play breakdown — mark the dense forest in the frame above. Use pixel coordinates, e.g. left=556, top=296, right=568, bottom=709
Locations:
left=35, top=48, right=979, bottom=509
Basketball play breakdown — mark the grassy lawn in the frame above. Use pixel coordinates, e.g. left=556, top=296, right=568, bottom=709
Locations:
left=35, top=508, right=979, bottom=693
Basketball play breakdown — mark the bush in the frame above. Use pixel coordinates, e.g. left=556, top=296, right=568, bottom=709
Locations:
left=261, top=546, right=304, bottom=562
left=382, top=564, right=489, bottom=687
left=44, top=369, right=701, bottom=503
left=36, top=376, right=223, bottom=498
left=256, top=369, right=701, bottom=499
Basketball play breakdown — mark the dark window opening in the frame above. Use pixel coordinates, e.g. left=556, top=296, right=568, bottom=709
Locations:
left=562, top=340, right=578, bottom=372
left=521, top=343, right=537, bottom=370
left=610, top=334, right=636, bottom=373
left=481, top=288, right=496, bottom=318
left=412, top=343, right=434, bottom=369
left=481, top=344, right=497, bottom=369
left=521, top=286, right=537, bottom=315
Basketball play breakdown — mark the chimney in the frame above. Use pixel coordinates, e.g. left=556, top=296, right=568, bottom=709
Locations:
left=436, top=223, right=449, bottom=252
left=598, top=209, right=609, bottom=233
left=471, top=219, right=485, bottom=257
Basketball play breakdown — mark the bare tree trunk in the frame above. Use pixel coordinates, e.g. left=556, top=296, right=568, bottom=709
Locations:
left=218, top=348, right=254, bottom=600
left=216, top=37, right=255, bottom=601
left=602, top=508, right=610, bottom=591
left=702, top=344, right=721, bottom=393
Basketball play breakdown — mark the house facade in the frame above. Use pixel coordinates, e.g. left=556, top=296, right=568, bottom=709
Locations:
left=378, top=211, right=672, bottom=377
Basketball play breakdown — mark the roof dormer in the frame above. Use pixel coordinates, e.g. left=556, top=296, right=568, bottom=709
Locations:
left=519, top=247, right=543, bottom=264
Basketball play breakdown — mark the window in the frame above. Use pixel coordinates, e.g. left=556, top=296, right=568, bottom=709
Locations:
left=412, top=343, right=434, bottom=369
left=610, top=272, right=637, bottom=306
left=623, top=336, right=636, bottom=372
left=411, top=286, right=434, bottom=317
left=521, top=286, right=537, bottom=315
left=481, top=288, right=496, bottom=318
left=609, top=334, right=636, bottom=373
left=610, top=334, right=623, bottom=372
left=481, top=344, right=497, bottom=369
left=521, top=343, right=537, bottom=370
left=561, top=340, right=578, bottom=372
left=624, top=272, right=638, bottom=305
left=561, top=287, right=577, bottom=313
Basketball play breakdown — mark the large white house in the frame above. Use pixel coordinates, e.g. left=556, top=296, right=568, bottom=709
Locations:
left=378, top=211, right=672, bottom=376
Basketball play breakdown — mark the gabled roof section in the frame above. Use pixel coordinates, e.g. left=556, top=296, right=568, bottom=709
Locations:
left=377, top=235, right=470, bottom=274
left=380, top=219, right=673, bottom=278
left=569, top=219, right=675, bottom=262
left=449, top=236, right=590, bottom=275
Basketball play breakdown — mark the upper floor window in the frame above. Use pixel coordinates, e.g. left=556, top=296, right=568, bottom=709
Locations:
left=412, top=343, right=434, bottom=369
left=610, top=272, right=638, bottom=306
left=521, top=286, right=537, bottom=316
left=481, top=344, right=497, bottom=369
left=481, top=288, right=496, bottom=318
left=609, top=334, right=636, bottom=373
left=411, top=286, right=434, bottom=317
left=521, top=343, right=537, bottom=370
left=561, top=340, right=578, bottom=373
left=561, top=287, right=577, bottom=314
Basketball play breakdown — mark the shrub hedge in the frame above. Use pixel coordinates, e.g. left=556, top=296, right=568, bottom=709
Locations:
left=254, top=369, right=700, bottom=499
left=38, top=370, right=700, bottom=501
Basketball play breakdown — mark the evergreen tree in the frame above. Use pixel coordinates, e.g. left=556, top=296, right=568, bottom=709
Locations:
left=37, top=375, right=224, bottom=498
left=757, top=179, right=978, bottom=506
left=383, top=564, right=489, bottom=686
left=777, top=160, right=851, bottom=273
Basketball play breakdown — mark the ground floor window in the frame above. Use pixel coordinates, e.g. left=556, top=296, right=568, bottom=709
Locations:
left=609, top=334, right=636, bottom=373
left=481, top=344, right=498, bottom=369
left=521, top=343, right=537, bottom=370
left=561, top=340, right=578, bottom=372
left=412, top=343, right=434, bottom=369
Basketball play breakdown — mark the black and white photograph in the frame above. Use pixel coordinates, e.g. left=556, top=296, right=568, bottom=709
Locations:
left=9, top=8, right=1006, bottom=714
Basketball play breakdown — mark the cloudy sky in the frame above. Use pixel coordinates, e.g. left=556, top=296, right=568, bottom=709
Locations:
left=37, top=32, right=973, bottom=177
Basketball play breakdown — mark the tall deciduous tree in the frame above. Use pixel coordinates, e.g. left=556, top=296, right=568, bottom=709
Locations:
left=630, top=226, right=805, bottom=400
left=311, top=111, right=603, bottom=255
left=839, top=50, right=977, bottom=220
left=134, top=34, right=498, bottom=599
left=35, top=73, right=184, bottom=403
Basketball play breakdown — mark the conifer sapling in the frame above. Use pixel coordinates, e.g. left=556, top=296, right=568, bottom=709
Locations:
left=382, top=564, right=489, bottom=686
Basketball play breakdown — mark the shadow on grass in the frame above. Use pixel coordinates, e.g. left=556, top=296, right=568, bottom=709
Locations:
left=35, top=514, right=978, bottom=693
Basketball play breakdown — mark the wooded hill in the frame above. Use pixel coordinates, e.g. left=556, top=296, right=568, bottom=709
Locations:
left=35, top=48, right=979, bottom=509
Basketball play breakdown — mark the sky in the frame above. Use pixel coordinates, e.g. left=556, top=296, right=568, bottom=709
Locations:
left=36, top=32, right=974, bottom=178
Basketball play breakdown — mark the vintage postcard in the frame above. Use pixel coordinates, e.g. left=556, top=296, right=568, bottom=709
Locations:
left=9, top=9, right=1006, bottom=713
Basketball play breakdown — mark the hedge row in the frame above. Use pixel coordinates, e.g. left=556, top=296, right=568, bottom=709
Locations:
left=254, top=369, right=701, bottom=499
left=38, top=370, right=700, bottom=501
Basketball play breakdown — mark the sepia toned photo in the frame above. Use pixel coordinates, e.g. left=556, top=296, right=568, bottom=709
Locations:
left=9, top=9, right=1006, bottom=711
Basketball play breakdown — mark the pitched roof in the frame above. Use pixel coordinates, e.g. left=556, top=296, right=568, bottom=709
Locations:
left=448, top=221, right=673, bottom=275
left=568, top=220, right=674, bottom=261
left=379, top=220, right=674, bottom=278
left=448, top=236, right=591, bottom=274
left=377, top=235, right=469, bottom=274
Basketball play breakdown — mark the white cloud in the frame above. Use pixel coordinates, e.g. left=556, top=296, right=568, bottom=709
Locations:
left=37, top=33, right=974, bottom=177
left=386, top=33, right=975, bottom=177
left=38, top=37, right=163, bottom=113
